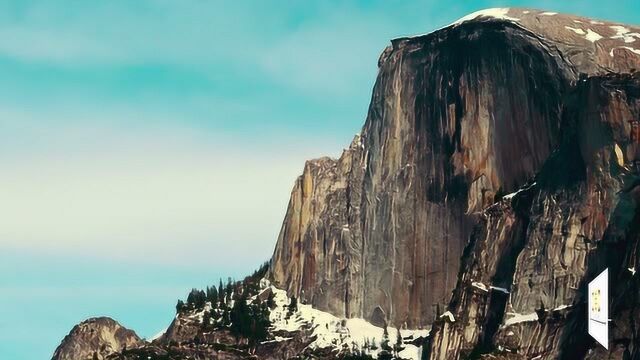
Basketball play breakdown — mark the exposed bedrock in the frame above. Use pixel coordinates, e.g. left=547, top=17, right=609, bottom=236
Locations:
left=426, top=72, right=640, bottom=359
left=270, top=8, right=640, bottom=331
left=51, top=317, right=142, bottom=360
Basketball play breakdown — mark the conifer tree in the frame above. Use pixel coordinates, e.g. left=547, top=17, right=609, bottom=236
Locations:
left=394, top=328, right=404, bottom=355
left=206, top=286, right=218, bottom=306
left=267, top=291, right=276, bottom=309
left=175, top=300, right=185, bottom=313
left=202, top=311, right=212, bottom=330
left=218, top=279, right=225, bottom=304
left=288, top=296, right=298, bottom=316
left=378, top=325, right=393, bottom=360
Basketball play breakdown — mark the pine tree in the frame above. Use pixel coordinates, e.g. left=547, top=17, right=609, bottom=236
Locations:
left=378, top=325, right=393, bottom=360
left=370, top=338, right=378, bottom=350
left=225, top=278, right=234, bottom=304
left=381, top=325, right=391, bottom=351
left=176, top=300, right=185, bottom=313
left=202, top=311, right=212, bottom=330
left=287, top=296, right=298, bottom=317
left=394, top=328, right=404, bottom=355
left=230, top=293, right=249, bottom=341
left=421, top=340, right=429, bottom=360
left=218, top=279, right=225, bottom=304
left=186, top=288, right=206, bottom=308
left=206, top=286, right=218, bottom=306
left=267, top=291, right=276, bottom=309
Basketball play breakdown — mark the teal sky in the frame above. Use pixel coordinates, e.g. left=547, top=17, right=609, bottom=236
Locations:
left=1, top=1, right=639, bottom=359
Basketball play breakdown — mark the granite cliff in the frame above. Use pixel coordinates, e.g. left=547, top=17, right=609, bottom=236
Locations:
left=53, top=8, right=640, bottom=360
left=269, top=8, right=640, bottom=335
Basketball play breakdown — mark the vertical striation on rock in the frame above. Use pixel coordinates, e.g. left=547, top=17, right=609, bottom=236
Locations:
left=49, top=8, right=640, bottom=360
left=426, top=69, right=640, bottom=360
left=269, top=8, right=640, bottom=330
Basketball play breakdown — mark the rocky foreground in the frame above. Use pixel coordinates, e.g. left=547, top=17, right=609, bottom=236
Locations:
left=53, top=269, right=427, bottom=360
left=54, top=8, right=640, bottom=360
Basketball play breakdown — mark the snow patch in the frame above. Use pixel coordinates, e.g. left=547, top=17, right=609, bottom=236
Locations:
left=265, top=284, right=429, bottom=359
left=540, top=12, right=557, bottom=16
left=503, top=312, right=539, bottom=327
left=585, top=29, right=603, bottom=42
left=503, top=182, right=536, bottom=200
left=490, top=286, right=510, bottom=294
left=610, top=46, right=640, bottom=57
left=440, top=311, right=456, bottom=322
left=610, top=26, right=640, bottom=43
left=472, top=281, right=489, bottom=292
left=622, top=46, right=640, bottom=55
left=451, top=8, right=520, bottom=26
left=565, top=26, right=586, bottom=35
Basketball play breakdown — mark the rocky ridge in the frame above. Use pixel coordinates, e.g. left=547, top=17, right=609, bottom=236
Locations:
left=52, top=317, right=142, bottom=360
left=52, top=8, right=640, bottom=360
left=269, top=7, right=640, bottom=332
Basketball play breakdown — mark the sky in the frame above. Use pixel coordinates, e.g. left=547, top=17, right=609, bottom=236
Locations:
left=1, top=1, right=639, bottom=359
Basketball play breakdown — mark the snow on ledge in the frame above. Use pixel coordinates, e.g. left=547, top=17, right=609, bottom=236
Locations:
left=263, top=282, right=429, bottom=359
left=610, top=46, right=640, bottom=57
left=440, top=311, right=456, bottom=322
left=585, top=29, right=603, bottom=42
left=503, top=312, right=539, bottom=327
left=403, top=8, right=521, bottom=40
left=565, top=26, right=586, bottom=35
left=451, top=8, right=520, bottom=26
left=610, top=25, right=640, bottom=43
left=490, top=286, right=510, bottom=294
left=552, top=304, right=572, bottom=311
left=472, top=281, right=489, bottom=292
left=503, top=182, right=536, bottom=200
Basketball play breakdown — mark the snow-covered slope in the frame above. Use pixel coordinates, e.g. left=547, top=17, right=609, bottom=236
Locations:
left=261, top=279, right=429, bottom=359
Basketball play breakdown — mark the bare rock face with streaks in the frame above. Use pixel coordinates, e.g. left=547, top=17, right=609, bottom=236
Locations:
left=426, top=71, right=640, bottom=360
left=51, top=7, right=640, bottom=360
left=269, top=7, right=640, bottom=333
left=51, top=317, right=142, bottom=360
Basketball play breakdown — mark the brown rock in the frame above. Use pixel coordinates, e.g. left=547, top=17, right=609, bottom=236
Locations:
left=269, top=8, right=640, bottom=330
left=52, top=317, right=142, bottom=360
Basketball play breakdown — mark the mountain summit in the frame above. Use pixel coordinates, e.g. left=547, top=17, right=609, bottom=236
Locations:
left=270, top=7, right=640, bottom=330
left=53, top=8, right=640, bottom=360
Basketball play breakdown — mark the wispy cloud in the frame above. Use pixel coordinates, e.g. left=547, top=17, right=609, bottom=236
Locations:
left=0, top=105, right=342, bottom=268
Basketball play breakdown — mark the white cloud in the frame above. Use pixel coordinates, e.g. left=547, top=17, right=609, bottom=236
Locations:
left=0, top=107, right=340, bottom=268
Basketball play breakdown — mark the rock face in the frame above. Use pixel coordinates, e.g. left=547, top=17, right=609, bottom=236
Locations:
left=425, top=72, right=640, bottom=360
left=51, top=317, right=142, bottom=360
left=269, top=7, right=640, bottom=331
left=51, top=7, right=640, bottom=360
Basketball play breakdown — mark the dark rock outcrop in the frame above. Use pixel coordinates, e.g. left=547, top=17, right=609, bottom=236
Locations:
left=52, top=317, right=142, bottom=360
left=269, top=7, right=640, bottom=331
left=426, top=71, right=640, bottom=360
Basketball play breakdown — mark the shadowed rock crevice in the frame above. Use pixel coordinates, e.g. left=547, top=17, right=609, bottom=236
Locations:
left=270, top=9, right=627, bottom=329
left=427, top=72, right=640, bottom=359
